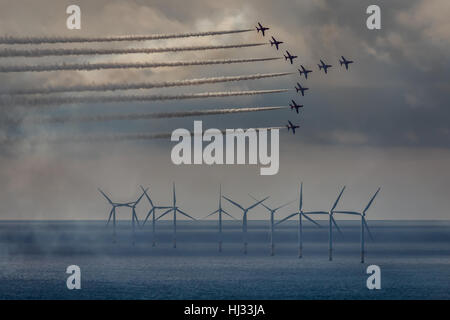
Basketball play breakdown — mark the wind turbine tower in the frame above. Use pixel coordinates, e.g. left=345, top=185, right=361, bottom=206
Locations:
left=249, top=195, right=294, bottom=256
left=204, top=185, right=237, bottom=252
left=128, top=191, right=146, bottom=245
left=335, top=188, right=380, bottom=263
left=157, top=183, right=196, bottom=248
left=140, top=186, right=171, bottom=247
left=317, top=186, right=346, bottom=261
left=98, top=188, right=146, bottom=244
left=276, top=183, right=321, bottom=258
left=222, top=195, right=269, bottom=254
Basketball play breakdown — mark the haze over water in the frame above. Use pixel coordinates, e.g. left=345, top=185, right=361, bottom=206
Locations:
left=0, top=220, right=448, bottom=299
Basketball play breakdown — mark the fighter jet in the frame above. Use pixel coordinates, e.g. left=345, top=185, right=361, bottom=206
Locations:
left=256, top=22, right=269, bottom=36
left=286, top=121, right=300, bottom=135
left=289, top=100, right=303, bottom=114
left=284, top=50, right=298, bottom=64
left=318, top=59, right=332, bottom=74
left=270, top=36, right=283, bottom=50
left=295, top=82, right=309, bottom=96
left=298, top=65, right=313, bottom=79
left=339, top=56, right=354, bottom=70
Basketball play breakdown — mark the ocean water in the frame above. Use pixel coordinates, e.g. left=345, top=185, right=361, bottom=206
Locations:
left=0, top=220, right=448, bottom=300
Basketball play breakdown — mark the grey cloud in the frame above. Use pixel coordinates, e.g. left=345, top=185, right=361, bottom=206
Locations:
left=0, top=0, right=449, bottom=220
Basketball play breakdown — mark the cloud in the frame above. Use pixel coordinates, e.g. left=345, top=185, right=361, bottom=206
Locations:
left=0, top=0, right=449, bottom=219
left=397, top=0, right=450, bottom=45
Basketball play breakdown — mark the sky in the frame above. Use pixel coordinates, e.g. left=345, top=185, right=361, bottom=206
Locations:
left=0, top=0, right=449, bottom=220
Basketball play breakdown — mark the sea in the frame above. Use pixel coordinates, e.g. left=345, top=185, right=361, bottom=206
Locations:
left=0, top=220, right=448, bottom=299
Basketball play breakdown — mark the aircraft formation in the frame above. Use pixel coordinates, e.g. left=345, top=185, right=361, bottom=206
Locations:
left=255, top=22, right=354, bottom=135
left=1, top=23, right=354, bottom=144
left=99, top=183, right=380, bottom=263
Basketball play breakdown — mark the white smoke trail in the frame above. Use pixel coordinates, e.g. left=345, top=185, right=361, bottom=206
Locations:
left=1, top=126, right=287, bottom=145
left=5, top=72, right=292, bottom=95
left=0, top=43, right=266, bottom=58
left=1, top=89, right=290, bottom=107
left=0, top=57, right=281, bottom=73
left=29, top=106, right=289, bottom=124
left=0, top=29, right=253, bottom=45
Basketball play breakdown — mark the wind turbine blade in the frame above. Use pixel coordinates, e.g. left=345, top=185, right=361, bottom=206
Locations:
left=274, top=199, right=296, bottom=211
left=142, top=208, right=154, bottom=225
left=222, top=209, right=238, bottom=220
left=247, top=196, right=270, bottom=210
left=134, top=211, right=140, bottom=226
left=106, top=208, right=114, bottom=225
left=135, top=189, right=148, bottom=206
left=222, top=196, right=244, bottom=211
left=155, top=206, right=171, bottom=209
left=275, top=212, right=298, bottom=225
left=98, top=188, right=113, bottom=204
left=140, top=185, right=154, bottom=207
left=363, top=217, right=374, bottom=241
left=299, top=182, right=303, bottom=211
left=331, top=216, right=343, bottom=236
left=304, top=211, right=328, bottom=215
left=363, top=188, right=380, bottom=214
left=157, top=208, right=173, bottom=220
left=334, top=210, right=360, bottom=216
left=302, top=214, right=321, bottom=227
left=131, top=207, right=140, bottom=226
left=203, top=209, right=219, bottom=219
left=173, top=182, right=176, bottom=205
left=177, top=208, right=196, bottom=221
left=248, top=194, right=272, bottom=212
left=331, top=186, right=346, bottom=211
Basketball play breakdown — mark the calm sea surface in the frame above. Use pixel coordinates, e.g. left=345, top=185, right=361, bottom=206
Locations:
left=0, top=220, right=448, bottom=299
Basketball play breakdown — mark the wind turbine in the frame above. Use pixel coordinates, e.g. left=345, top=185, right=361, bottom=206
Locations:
left=98, top=188, right=146, bottom=244
left=222, top=195, right=269, bottom=254
left=203, top=185, right=237, bottom=252
left=140, top=186, right=171, bottom=247
left=249, top=195, right=295, bottom=256
left=307, top=186, right=346, bottom=261
left=335, top=188, right=380, bottom=263
left=129, top=191, right=146, bottom=245
left=157, top=182, right=196, bottom=248
left=275, top=182, right=322, bottom=258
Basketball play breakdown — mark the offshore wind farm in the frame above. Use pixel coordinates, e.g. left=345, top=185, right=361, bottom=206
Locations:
left=97, top=182, right=380, bottom=261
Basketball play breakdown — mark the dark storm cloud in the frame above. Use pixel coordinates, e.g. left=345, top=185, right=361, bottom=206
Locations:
left=1, top=0, right=448, bottom=148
